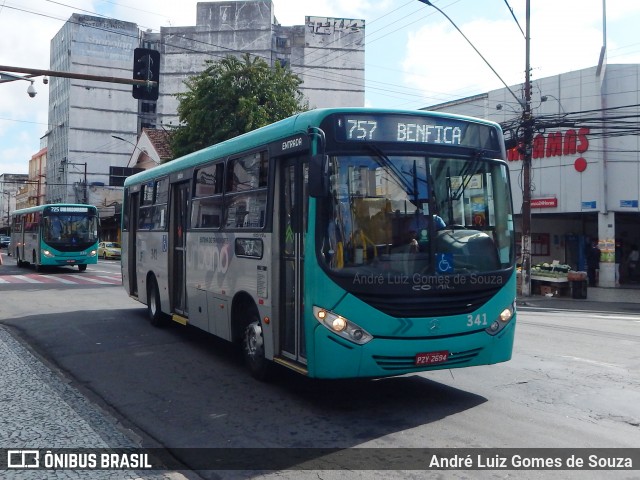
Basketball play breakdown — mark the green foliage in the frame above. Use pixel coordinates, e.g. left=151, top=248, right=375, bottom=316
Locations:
left=169, top=53, right=309, bottom=159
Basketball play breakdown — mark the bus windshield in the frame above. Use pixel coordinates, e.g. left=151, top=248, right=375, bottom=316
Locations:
left=43, top=212, right=99, bottom=248
left=319, top=152, right=514, bottom=280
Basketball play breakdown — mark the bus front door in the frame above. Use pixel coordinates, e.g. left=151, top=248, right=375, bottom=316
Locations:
left=170, top=181, right=190, bottom=315
left=127, top=192, right=139, bottom=296
left=280, top=159, right=308, bottom=364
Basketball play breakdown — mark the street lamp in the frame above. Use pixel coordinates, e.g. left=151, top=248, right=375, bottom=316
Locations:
left=540, top=94, right=566, bottom=113
left=496, top=103, right=522, bottom=114
left=112, top=135, right=147, bottom=168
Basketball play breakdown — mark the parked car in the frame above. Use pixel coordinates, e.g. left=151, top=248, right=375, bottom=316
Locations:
left=98, top=241, right=121, bottom=260
left=0, top=235, right=10, bottom=248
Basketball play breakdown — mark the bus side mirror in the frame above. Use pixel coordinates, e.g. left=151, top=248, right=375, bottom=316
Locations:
left=309, top=154, right=329, bottom=198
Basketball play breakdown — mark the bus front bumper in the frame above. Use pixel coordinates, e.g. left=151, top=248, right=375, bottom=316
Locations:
left=41, top=249, right=98, bottom=266
left=309, top=320, right=516, bottom=379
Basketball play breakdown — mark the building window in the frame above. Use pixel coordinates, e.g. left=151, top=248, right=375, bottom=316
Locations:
left=532, top=233, right=550, bottom=256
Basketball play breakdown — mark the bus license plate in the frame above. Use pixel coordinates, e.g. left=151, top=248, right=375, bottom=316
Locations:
left=415, top=351, right=448, bottom=365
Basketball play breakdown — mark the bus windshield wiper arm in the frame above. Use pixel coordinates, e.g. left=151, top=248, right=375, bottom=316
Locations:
left=364, top=144, right=415, bottom=196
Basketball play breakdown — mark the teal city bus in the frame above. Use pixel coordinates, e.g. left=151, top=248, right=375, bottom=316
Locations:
left=122, top=108, right=516, bottom=379
left=11, top=203, right=99, bottom=271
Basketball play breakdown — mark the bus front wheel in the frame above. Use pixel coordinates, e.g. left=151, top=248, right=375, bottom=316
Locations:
left=243, top=319, right=271, bottom=381
left=147, top=277, right=167, bottom=327
left=78, top=264, right=87, bottom=272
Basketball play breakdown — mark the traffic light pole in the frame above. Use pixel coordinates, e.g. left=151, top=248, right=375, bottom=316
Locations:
left=0, top=64, right=156, bottom=88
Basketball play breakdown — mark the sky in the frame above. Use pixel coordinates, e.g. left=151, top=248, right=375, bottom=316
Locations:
left=1, top=0, right=640, bottom=175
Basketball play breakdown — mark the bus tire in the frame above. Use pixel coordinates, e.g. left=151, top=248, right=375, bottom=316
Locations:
left=78, top=264, right=87, bottom=272
left=147, top=276, right=168, bottom=327
left=243, top=319, right=271, bottom=381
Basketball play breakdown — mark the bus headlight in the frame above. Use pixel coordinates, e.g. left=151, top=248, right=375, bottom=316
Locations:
left=313, top=306, right=373, bottom=345
left=486, top=301, right=516, bottom=336
left=43, top=250, right=54, bottom=258
left=88, top=250, right=97, bottom=257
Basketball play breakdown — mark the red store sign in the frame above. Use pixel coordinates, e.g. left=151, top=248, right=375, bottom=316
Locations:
left=507, top=128, right=590, bottom=161
left=531, top=197, right=558, bottom=208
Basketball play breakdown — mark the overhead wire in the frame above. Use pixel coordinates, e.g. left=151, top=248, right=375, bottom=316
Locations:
left=2, top=1, right=640, bottom=121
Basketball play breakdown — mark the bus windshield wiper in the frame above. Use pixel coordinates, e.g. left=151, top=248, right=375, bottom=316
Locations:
left=364, top=144, right=415, bottom=196
left=451, top=149, right=484, bottom=200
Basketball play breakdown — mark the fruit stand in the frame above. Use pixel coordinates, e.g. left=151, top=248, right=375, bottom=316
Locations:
left=525, top=262, right=588, bottom=298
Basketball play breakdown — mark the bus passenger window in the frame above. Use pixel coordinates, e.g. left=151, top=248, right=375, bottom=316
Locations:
left=195, top=163, right=224, bottom=196
left=224, top=191, right=267, bottom=229
left=227, top=152, right=268, bottom=192
left=192, top=197, right=222, bottom=229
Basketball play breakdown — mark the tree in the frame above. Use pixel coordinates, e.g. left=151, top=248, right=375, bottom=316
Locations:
left=169, top=53, right=309, bottom=158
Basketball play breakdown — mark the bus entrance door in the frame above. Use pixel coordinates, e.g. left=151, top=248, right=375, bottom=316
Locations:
left=280, top=159, right=308, bottom=365
left=127, top=192, right=139, bottom=297
left=170, top=181, right=190, bottom=315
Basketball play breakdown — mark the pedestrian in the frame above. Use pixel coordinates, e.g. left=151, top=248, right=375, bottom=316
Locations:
left=628, top=244, right=639, bottom=282
left=586, top=240, right=600, bottom=287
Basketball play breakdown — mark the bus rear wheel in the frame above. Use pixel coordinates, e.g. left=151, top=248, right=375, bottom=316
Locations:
left=243, top=318, right=271, bottom=380
left=147, top=276, right=168, bottom=327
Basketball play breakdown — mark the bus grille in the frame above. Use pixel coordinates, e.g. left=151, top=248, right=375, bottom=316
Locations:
left=353, top=287, right=501, bottom=318
left=373, top=348, right=482, bottom=371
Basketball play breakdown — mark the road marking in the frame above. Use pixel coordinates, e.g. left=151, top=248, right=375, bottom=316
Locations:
left=64, top=274, right=111, bottom=284
left=0, top=273, right=121, bottom=285
left=11, top=275, right=42, bottom=284
left=560, top=355, right=622, bottom=369
left=93, top=275, right=123, bottom=284
left=593, top=314, right=640, bottom=320
left=44, top=275, right=79, bottom=284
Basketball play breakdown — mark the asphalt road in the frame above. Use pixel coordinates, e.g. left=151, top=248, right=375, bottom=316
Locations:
left=1, top=257, right=639, bottom=480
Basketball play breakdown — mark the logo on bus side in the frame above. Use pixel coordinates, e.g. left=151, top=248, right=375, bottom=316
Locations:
left=188, top=235, right=231, bottom=274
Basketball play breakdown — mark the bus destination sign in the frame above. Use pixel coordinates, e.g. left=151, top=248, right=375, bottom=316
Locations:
left=335, top=114, right=499, bottom=150
left=46, top=206, right=89, bottom=213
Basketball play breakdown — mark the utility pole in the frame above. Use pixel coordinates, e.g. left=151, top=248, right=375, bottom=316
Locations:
left=62, top=160, right=88, bottom=204
left=521, top=0, right=533, bottom=296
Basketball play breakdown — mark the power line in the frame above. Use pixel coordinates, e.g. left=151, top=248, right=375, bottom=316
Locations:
left=503, top=0, right=525, bottom=37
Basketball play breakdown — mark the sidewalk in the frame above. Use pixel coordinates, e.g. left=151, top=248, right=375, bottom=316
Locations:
left=0, top=325, right=187, bottom=479
left=518, top=284, right=640, bottom=311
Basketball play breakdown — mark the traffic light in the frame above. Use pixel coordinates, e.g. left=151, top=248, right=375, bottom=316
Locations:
left=132, top=48, right=160, bottom=101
